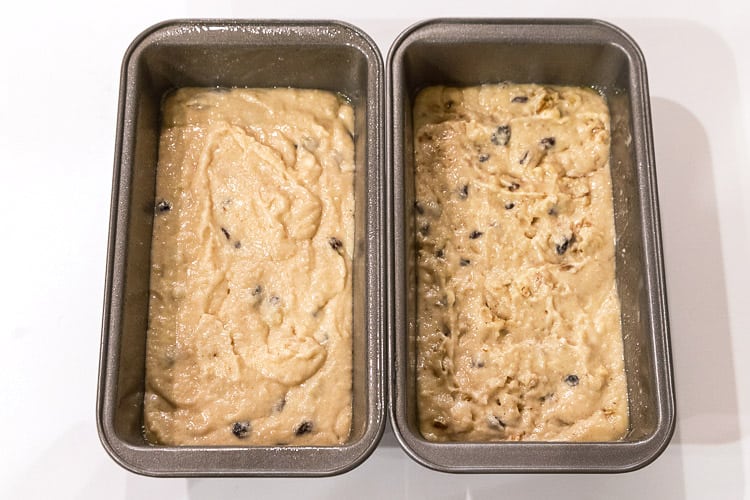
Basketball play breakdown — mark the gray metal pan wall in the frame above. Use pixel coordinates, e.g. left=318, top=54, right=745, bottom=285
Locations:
left=97, top=19, right=385, bottom=477
left=387, top=18, right=675, bottom=473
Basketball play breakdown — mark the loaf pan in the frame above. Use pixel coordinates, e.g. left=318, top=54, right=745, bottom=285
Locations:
left=97, top=19, right=385, bottom=477
left=387, top=18, right=675, bottom=473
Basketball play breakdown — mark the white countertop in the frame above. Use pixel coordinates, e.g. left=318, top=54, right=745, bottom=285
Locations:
left=1, top=0, right=749, bottom=498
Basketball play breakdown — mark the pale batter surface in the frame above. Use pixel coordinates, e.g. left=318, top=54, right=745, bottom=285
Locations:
left=144, top=88, right=354, bottom=446
left=414, top=84, right=628, bottom=442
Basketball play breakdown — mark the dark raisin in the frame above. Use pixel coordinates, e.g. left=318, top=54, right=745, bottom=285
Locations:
left=565, top=374, right=579, bottom=386
left=234, top=241, right=242, bottom=249
left=505, top=202, right=515, bottom=210
left=432, top=419, right=448, bottom=430
left=469, top=230, right=483, bottom=239
left=460, top=258, right=471, bottom=266
left=490, top=416, right=506, bottom=429
left=221, top=227, right=231, bottom=240
left=329, top=237, right=343, bottom=252
left=155, top=200, right=172, bottom=213
left=441, top=323, right=451, bottom=337
left=435, top=248, right=445, bottom=258
left=556, top=235, right=574, bottom=255
left=295, top=420, right=314, bottom=436
left=252, top=285, right=263, bottom=296
left=478, top=153, right=490, bottom=163
left=477, top=361, right=485, bottom=368
left=232, top=421, right=251, bottom=438
left=445, top=100, right=454, bottom=110
left=419, top=223, right=430, bottom=236
left=511, top=95, right=529, bottom=103
left=508, top=182, right=520, bottom=192
left=548, top=206, right=558, bottom=216
left=519, top=151, right=529, bottom=164
left=541, top=137, right=556, bottom=149
left=414, top=201, right=425, bottom=215
left=491, top=125, right=511, bottom=146
left=459, top=184, right=469, bottom=199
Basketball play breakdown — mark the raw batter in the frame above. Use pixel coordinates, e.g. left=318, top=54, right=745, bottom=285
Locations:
left=144, top=88, right=354, bottom=446
left=414, top=83, right=628, bottom=442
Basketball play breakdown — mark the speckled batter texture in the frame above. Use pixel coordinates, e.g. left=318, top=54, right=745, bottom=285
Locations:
left=144, top=88, right=354, bottom=446
left=414, top=83, right=628, bottom=442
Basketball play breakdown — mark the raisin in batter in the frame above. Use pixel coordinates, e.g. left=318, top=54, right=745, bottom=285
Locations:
left=144, top=88, right=354, bottom=446
left=414, top=84, right=628, bottom=442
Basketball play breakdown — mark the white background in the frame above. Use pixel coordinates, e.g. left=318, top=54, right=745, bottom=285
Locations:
left=1, top=0, right=749, bottom=498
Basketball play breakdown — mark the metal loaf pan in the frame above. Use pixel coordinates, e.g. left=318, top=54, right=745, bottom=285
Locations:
left=97, top=19, right=385, bottom=477
left=387, top=19, right=675, bottom=472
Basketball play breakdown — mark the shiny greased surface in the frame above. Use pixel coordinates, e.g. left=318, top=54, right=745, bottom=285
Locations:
left=144, top=88, right=354, bottom=446
left=414, top=84, right=628, bottom=442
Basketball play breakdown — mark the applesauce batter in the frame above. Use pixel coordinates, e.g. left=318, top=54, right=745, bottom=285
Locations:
left=414, top=83, right=628, bottom=442
left=144, top=88, right=354, bottom=446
